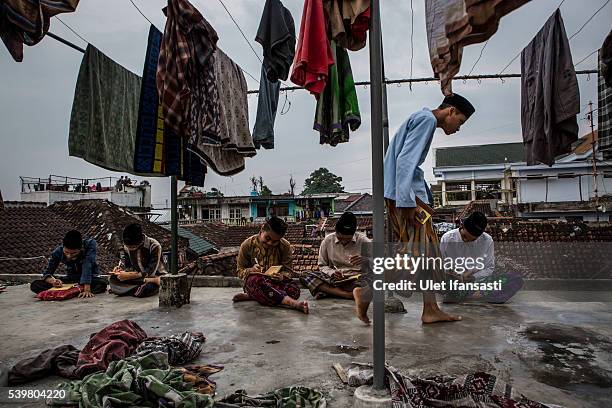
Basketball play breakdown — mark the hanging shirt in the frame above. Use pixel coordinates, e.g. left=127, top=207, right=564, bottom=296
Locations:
left=253, top=66, right=281, bottom=150
left=255, top=0, right=296, bottom=83
left=290, top=0, right=335, bottom=97
left=314, top=40, right=361, bottom=146
left=0, top=0, right=80, bottom=62
left=157, top=0, right=220, bottom=143
left=195, top=48, right=255, bottom=176
left=425, top=0, right=530, bottom=95
left=324, top=0, right=370, bottom=52
left=440, top=228, right=495, bottom=281
left=521, top=9, right=579, bottom=166
left=383, top=108, right=436, bottom=208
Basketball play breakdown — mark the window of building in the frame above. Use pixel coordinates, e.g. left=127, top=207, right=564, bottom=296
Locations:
left=475, top=180, right=502, bottom=200
left=202, top=207, right=221, bottom=220
left=274, top=205, right=289, bottom=217
left=229, top=207, right=243, bottom=219
left=257, top=204, right=267, bottom=218
left=445, top=181, right=471, bottom=202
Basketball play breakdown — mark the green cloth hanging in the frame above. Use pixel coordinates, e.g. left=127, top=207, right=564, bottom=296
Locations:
left=314, top=41, right=361, bottom=146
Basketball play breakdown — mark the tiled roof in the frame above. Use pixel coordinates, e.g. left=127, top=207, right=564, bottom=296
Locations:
left=344, top=194, right=372, bottom=213
left=334, top=194, right=366, bottom=212
left=47, top=200, right=189, bottom=272
left=183, top=223, right=260, bottom=248
left=0, top=200, right=191, bottom=275
left=435, top=142, right=525, bottom=167
left=324, top=216, right=373, bottom=231
left=292, top=243, right=321, bottom=274
left=50, top=200, right=188, bottom=259
left=184, top=222, right=307, bottom=249
left=0, top=204, right=76, bottom=275
left=458, top=200, right=500, bottom=219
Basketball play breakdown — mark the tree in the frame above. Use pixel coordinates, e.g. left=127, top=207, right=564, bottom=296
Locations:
left=289, top=175, right=296, bottom=196
left=260, top=185, right=272, bottom=196
left=301, top=168, right=344, bottom=195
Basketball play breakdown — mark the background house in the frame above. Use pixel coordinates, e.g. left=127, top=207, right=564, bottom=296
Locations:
left=433, top=132, right=612, bottom=221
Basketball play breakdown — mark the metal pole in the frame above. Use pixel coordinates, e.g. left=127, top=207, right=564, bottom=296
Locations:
left=47, top=32, right=86, bottom=54
left=369, top=0, right=386, bottom=390
left=170, top=176, right=178, bottom=274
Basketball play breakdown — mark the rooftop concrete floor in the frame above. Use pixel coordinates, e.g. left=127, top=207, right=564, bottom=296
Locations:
left=0, top=286, right=611, bottom=407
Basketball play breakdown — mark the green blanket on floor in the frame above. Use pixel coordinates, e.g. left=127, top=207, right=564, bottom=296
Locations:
left=47, top=351, right=214, bottom=408
left=217, top=386, right=327, bottom=407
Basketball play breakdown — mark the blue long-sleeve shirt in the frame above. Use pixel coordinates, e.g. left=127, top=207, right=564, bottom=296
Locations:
left=384, top=108, right=437, bottom=208
left=42, top=238, right=99, bottom=285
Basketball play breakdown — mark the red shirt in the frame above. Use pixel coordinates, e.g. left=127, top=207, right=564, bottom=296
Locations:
left=290, top=0, right=335, bottom=97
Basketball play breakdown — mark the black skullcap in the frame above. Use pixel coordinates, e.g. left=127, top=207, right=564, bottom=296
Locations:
left=463, top=211, right=487, bottom=237
left=336, top=212, right=357, bottom=235
left=123, top=223, right=144, bottom=246
left=266, top=216, right=288, bottom=236
left=63, top=230, right=83, bottom=250
left=443, top=93, right=475, bottom=119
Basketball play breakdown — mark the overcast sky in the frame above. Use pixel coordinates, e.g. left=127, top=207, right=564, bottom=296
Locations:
left=1, top=0, right=610, bottom=207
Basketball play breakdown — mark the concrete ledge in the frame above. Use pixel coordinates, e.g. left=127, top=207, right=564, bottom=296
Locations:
left=3, top=275, right=612, bottom=291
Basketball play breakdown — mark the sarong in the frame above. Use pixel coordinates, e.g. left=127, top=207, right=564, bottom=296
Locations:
left=301, top=271, right=364, bottom=297
left=386, top=199, right=448, bottom=293
left=243, top=274, right=300, bottom=306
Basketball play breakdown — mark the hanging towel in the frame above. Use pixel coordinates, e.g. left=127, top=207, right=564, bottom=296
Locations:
left=521, top=9, right=579, bottom=166
left=135, top=25, right=180, bottom=176
left=290, top=0, right=335, bottom=97
left=195, top=48, right=255, bottom=176
left=135, top=25, right=207, bottom=186
left=324, top=0, right=370, bottom=52
left=253, top=66, right=281, bottom=150
left=157, top=0, right=220, bottom=145
left=255, top=0, right=296, bottom=83
left=425, top=0, right=530, bottom=95
left=69, top=45, right=142, bottom=173
left=600, top=49, right=612, bottom=160
left=314, top=41, right=361, bottom=146
left=0, top=0, right=80, bottom=62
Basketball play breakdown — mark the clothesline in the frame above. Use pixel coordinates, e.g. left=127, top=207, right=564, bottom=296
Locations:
left=246, top=70, right=598, bottom=95
left=45, top=29, right=598, bottom=98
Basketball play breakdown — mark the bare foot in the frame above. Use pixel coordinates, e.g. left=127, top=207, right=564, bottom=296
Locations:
left=353, top=287, right=371, bottom=325
left=421, top=307, right=462, bottom=324
left=232, top=293, right=253, bottom=302
left=282, top=296, right=309, bottom=314
left=297, top=300, right=309, bottom=314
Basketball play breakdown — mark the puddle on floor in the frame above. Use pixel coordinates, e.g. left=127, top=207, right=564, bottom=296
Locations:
left=518, top=323, right=612, bottom=389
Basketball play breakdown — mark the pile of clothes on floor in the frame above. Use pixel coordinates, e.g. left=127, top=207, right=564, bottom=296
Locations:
left=5, top=319, right=327, bottom=407
left=341, top=362, right=551, bottom=408
left=6, top=319, right=217, bottom=407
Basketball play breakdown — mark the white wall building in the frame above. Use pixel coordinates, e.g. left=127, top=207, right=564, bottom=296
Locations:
left=433, top=133, right=612, bottom=221
left=19, top=175, right=152, bottom=209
